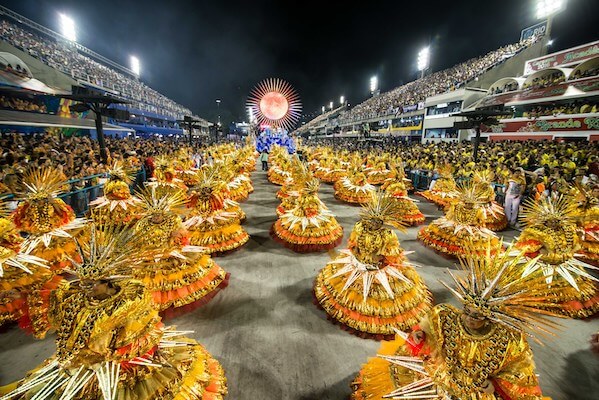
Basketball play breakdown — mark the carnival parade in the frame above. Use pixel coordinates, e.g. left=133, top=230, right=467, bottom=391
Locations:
left=0, top=1, right=598, bottom=399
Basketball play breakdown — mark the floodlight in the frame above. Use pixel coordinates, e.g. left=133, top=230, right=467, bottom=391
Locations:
left=130, top=56, right=140, bottom=76
left=536, top=0, right=566, bottom=19
left=370, top=76, right=378, bottom=93
left=417, top=47, right=430, bottom=71
left=340, top=95, right=345, bottom=105
left=59, top=14, right=76, bottom=42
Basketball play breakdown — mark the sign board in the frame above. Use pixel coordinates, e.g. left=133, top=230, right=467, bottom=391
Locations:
left=481, top=116, right=599, bottom=133
left=520, top=20, right=548, bottom=42
left=524, top=40, right=599, bottom=75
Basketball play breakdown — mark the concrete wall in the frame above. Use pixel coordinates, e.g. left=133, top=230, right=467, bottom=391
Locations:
left=0, top=40, right=77, bottom=91
left=466, top=41, right=546, bottom=90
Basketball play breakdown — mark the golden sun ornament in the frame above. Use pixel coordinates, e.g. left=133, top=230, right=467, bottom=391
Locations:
left=247, top=78, right=302, bottom=131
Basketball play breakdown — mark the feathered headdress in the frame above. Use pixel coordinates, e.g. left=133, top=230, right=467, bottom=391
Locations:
left=473, top=169, right=495, bottom=185
left=16, top=167, right=69, bottom=200
left=570, top=183, right=599, bottom=211
left=360, top=191, right=407, bottom=231
left=519, top=194, right=578, bottom=228
left=450, top=181, right=486, bottom=205
left=107, top=161, right=134, bottom=185
left=442, top=241, right=562, bottom=343
left=67, top=224, right=154, bottom=280
left=136, top=185, right=187, bottom=217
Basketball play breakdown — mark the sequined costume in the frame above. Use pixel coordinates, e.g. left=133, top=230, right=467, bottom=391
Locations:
left=351, top=245, right=558, bottom=400
left=572, top=184, right=599, bottom=266
left=226, top=162, right=254, bottom=203
left=366, top=159, right=392, bottom=186
left=184, top=167, right=249, bottom=255
left=334, top=162, right=376, bottom=205
left=267, top=148, right=292, bottom=186
left=147, top=156, right=189, bottom=198
left=0, top=226, right=227, bottom=400
left=473, top=170, right=507, bottom=231
left=133, top=188, right=229, bottom=313
left=382, top=169, right=425, bottom=226
left=314, top=192, right=432, bottom=339
left=11, top=168, right=87, bottom=337
left=0, top=200, right=50, bottom=328
left=272, top=179, right=343, bottom=252
left=89, top=162, right=141, bottom=228
left=419, top=165, right=457, bottom=209
left=515, top=196, right=599, bottom=319
left=418, top=183, right=501, bottom=258
left=321, top=158, right=346, bottom=184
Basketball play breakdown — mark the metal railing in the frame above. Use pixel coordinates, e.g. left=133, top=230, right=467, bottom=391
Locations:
left=4, top=169, right=147, bottom=217
left=408, top=170, right=506, bottom=204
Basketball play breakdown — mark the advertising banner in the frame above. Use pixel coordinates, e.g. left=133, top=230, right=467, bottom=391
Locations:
left=524, top=41, right=599, bottom=75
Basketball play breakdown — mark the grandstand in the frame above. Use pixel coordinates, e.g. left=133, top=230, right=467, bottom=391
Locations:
left=0, top=5, right=211, bottom=136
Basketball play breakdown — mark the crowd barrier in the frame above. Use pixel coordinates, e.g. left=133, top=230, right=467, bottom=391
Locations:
left=407, top=170, right=506, bottom=204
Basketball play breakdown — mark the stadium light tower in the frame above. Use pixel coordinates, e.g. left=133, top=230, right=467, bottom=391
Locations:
left=130, top=56, right=140, bottom=77
left=59, top=13, right=76, bottom=42
left=417, top=47, right=430, bottom=79
left=370, top=76, right=378, bottom=96
left=322, top=105, right=325, bottom=114
left=340, top=95, right=345, bottom=105
left=329, top=101, right=333, bottom=110
left=535, top=0, right=566, bottom=44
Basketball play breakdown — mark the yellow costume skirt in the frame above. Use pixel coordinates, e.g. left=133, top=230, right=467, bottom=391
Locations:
left=314, top=261, right=432, bottom=339
left=334, top=181, right=375, bottom=205
left=0, top=337, right=227, bottom=400
left=188, top=223, right=249, bottom=255
left=418, top=223, right=500, bottom=258
left=135, top=254, right=229, bottom=312
left=271, top=218, right=343, bottom=252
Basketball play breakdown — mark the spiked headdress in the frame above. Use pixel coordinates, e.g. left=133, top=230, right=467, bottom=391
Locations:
left=519, top=194, right=578, bottom=228
left=442, top=241, right=562, bottom=343
left=359, top=190, right=408, bottom=231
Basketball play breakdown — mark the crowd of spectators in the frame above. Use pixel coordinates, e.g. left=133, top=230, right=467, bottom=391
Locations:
left=0, top=95, right=47, bottom=113
left=303, top=136, right=599, bottom=202
left=337, top=37, right=538, bottom=124
left=0, top=19, right=194, bottom=120
left=522, top=70, right=566, bottom=90
left=521, top=100, right=598, bottom=118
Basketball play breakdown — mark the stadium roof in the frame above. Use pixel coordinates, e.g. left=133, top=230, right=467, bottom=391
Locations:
left=0, top=109, right=134, bottom=132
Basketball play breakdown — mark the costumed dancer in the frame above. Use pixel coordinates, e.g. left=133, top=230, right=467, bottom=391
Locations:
left=473, top=170, right=508, bottom=231
left=419, top=164, right=457, bottom=209
left=514, top=195, right=599, bottom=318
left=133, top=187, right=229, bottom=314
left=418, top=182, right=501, bottom=258
left=321, top=157, right=346, bottom=184
left=184, top=167, right=249, bottom=255
left=89, top=161, right=141, bottom=228
left=267, top=147, right=292, bottom=186
left=0, top=225, right=227, bottom=399
left=314, top=192, right=432, bottom=339
left=11, top=168, right=87, bottom=337
left=147, top=155, right=188, bottom=197
left=334, top=159, right=376, bottom=205
left=0, top=198, right=49, bottom=328
left=571, top=184, right=599, bottom=266
left=366, top=155, right=392, bottom=186
left=276, top=158, right=306, bottom=217
left=271, top=178, right=343, bottom=252
left=382, top=166, right=425, bottom=226
left=351, top=243, right=559, bottom=400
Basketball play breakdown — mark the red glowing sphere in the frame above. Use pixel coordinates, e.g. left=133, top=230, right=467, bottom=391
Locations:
left=259, top=91, right=289, bottom=120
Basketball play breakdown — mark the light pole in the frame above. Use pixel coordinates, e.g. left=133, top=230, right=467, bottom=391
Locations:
left=536, top=0, right=566, bottom=54
left=329, top=101, right=333, bottom=110
left=322, top=105, right=325, bottom=114
left=340, top=95, right=345, bottom=106
left=215, top=99, right=221, bottom=141
left=370, top=76, right=378, bottom=97
left=417, top=47, right=430, bottom=79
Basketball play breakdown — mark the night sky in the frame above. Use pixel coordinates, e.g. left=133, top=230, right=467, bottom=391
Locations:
left=3, top=0, right=598, bottom=127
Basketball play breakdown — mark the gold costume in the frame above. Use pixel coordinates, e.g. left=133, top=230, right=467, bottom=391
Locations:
left=314, top=192, right=432, bottom=338
left=272, top=179, right=343, bottom=252
left=10, top=167, right=87, bottom=337
left=89, top=161, right=141, bottom=228
left=419, top=165, right=457, bottom=209
left=133, top=188, right=229, bottom=313
left=382, top=169, right=425, bottom=226
left=334, top=162, right=376, bottom=205
left=0, top=226, right=227, bottom=400
left=351, top=245, right=558, bottom=400
left=571, top=184, right=599, bottom=266
left=184, top=166, right=249, bottom=255
left=472, top=170, right=507, bottom=231
left=515, top=196, right=599, bottom=318
left=419, top=183, right=501, bottom=258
